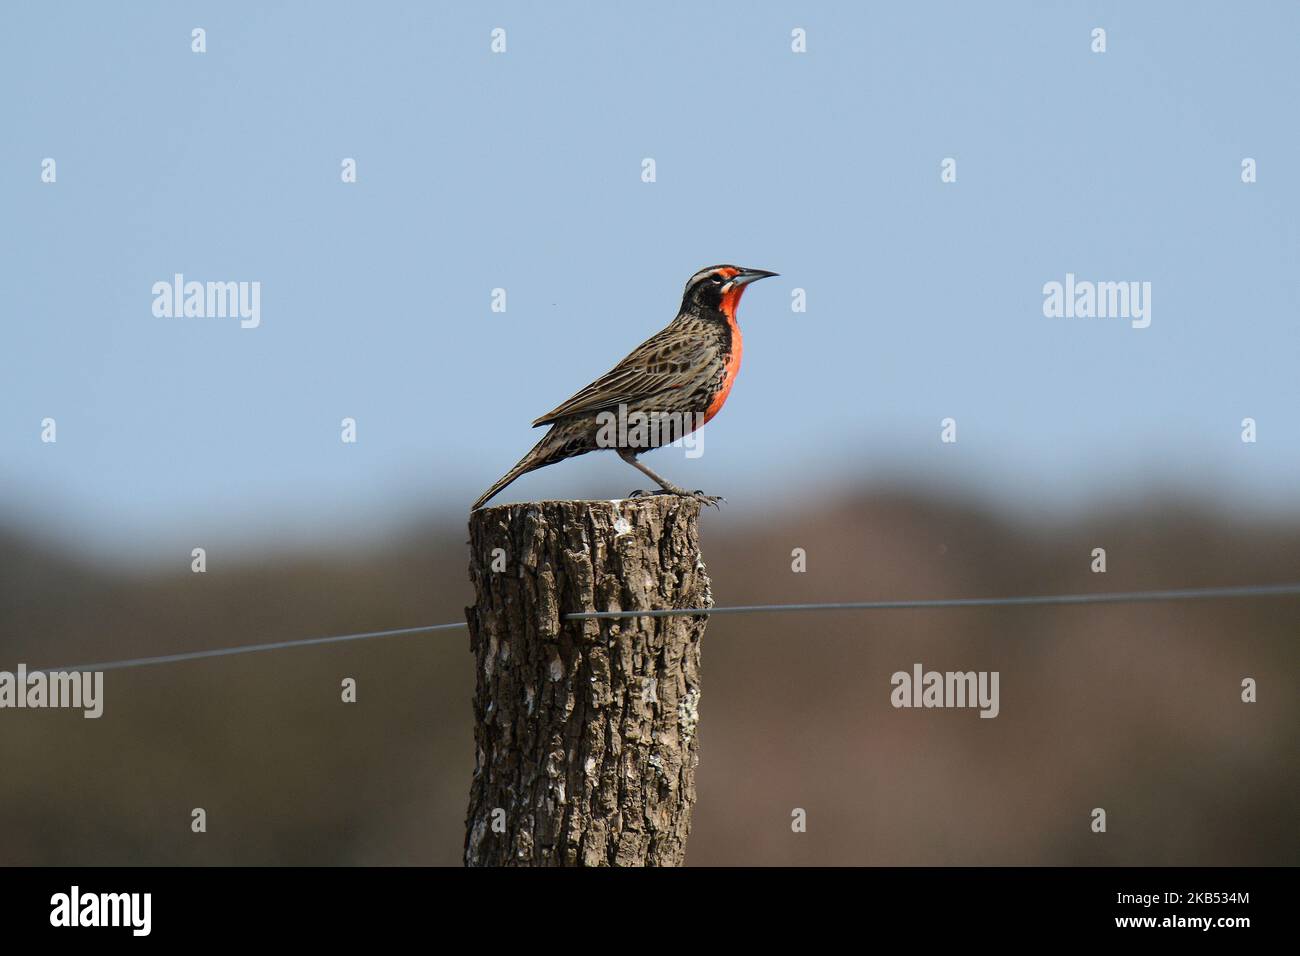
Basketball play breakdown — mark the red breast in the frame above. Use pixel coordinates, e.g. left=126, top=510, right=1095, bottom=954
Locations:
left=703, top=285, right=746, bottom=424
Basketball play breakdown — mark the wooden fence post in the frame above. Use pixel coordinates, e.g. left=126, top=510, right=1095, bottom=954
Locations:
left=463, top=496, right=712, bottom=866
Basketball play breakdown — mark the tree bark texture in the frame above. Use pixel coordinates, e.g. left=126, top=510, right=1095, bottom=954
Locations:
left=464, top=496, right=712, bottom=866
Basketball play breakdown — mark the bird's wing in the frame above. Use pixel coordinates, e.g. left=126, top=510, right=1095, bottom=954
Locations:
left=531, top=324, right=703, bottom=427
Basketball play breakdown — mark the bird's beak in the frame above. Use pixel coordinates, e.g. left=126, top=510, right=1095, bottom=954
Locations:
left=725, top=268, right=779, bottom=291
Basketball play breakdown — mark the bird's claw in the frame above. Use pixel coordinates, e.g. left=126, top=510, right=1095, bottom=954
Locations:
left=627, top=487, right=722, bottom=508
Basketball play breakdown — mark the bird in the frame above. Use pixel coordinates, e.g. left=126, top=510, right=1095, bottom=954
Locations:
left=472, top=264, right=777, bottom=510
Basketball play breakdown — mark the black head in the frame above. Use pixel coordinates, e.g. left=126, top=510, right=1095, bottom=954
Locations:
left=681, top=264, right=778, bottom=317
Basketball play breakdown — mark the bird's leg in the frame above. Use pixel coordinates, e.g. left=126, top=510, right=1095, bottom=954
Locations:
left=617, top=448, right=723, bottom=508
left=617, top=448, right=692, bottom=495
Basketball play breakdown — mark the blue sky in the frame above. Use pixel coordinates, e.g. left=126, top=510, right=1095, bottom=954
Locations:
left=3, top=1, right=1297, bottom=560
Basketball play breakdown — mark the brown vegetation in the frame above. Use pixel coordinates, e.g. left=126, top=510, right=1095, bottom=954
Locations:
left=1, top=485, right=1296, bottom=865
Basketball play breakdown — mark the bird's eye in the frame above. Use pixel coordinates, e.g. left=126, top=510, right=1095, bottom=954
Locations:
left=710, top=274, right=725, bottom=285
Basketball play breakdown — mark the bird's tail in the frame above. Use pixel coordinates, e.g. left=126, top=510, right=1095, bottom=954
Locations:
left=471, top=431, right=560, bottom=511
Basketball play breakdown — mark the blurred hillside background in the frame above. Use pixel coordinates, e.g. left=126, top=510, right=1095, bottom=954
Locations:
left=2, top=2, right=1298, bottom=864
left=1, top=490, right=1297, bottom=865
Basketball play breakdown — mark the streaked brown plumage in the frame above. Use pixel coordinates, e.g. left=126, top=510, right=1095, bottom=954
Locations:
left=472, top=264, right=777, bottom=510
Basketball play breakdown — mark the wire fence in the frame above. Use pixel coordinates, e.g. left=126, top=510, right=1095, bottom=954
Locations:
left=22, top=582, right=1300, bottom=676
left=567, top=582, right=1300, bottom=618
left=27, top=623, right=468, bottom=676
